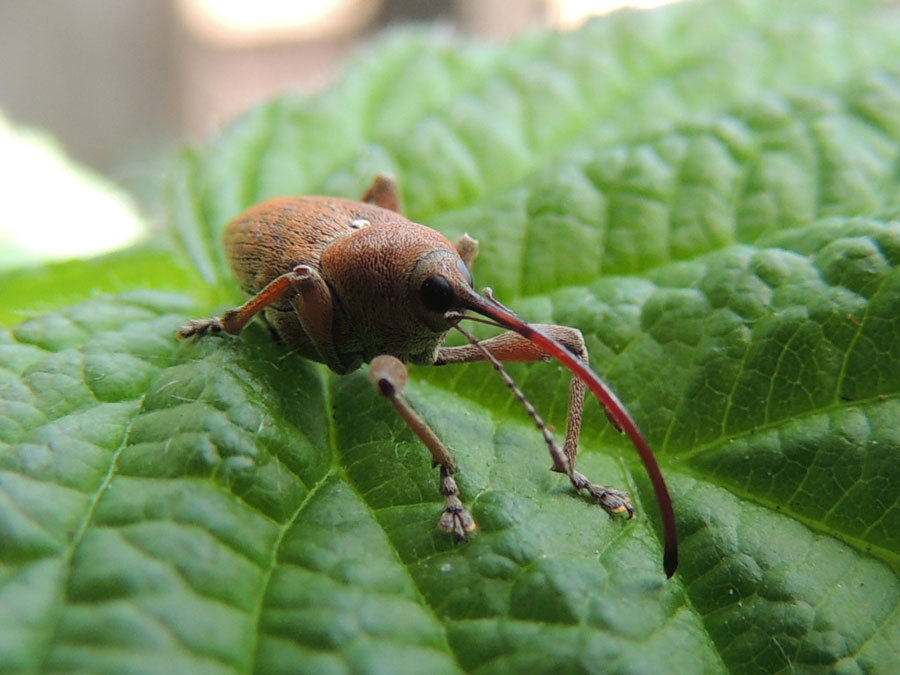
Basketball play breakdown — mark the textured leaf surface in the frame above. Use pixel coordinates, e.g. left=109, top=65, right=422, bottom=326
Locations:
left=3, top=1, right=900, bottom=673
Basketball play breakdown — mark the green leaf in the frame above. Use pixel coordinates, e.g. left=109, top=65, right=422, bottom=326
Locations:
left=0, top=243, right=209, bottom=327
left=3, top=1, right=900, bottom=673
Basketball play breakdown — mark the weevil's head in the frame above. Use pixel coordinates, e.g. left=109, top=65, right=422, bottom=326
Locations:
left=320, top=215, right=487, bottom=363
left=406, top=242, right=537, bottom=338
left=408, top=247, right=479, bottom=332
left=320, top=210, right=535, bottom=362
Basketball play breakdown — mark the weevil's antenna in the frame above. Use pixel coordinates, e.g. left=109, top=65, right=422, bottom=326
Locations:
left=454, top=285, right=678, bottom=577
left=454, top=323, right=572, bottom=476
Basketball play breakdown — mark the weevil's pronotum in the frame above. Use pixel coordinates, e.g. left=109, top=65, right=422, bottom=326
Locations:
left=178, top=175, right=678, bottom=577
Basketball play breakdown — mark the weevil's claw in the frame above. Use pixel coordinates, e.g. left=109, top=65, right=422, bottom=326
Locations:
left=439, top=496, right=476, bottom=540
left=593, top=488, right=635, bottom=518
left=176, top=318, right=224, bottom=339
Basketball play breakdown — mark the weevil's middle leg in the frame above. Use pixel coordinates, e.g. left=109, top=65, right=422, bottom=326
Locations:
left=438, top=325, right=634, bottom=518
left=453, top=233, right=479, bottom=269
left=362, top=174, right=403, bottom=213
left=369, top=355, right=476, bottom=539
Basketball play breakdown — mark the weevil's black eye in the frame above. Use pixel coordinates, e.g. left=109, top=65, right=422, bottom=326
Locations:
left=456, top=258, right=474, bottom=287
left=420, top=274, right=455, bottom=313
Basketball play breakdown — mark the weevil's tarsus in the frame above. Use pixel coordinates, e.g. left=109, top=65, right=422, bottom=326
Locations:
left=369, top=354, right=475, bottom=539
left=439, top=465, right=476, bottom=539
left=177, top=316, right=224, bottom=339
left=570, top=471, right=635, bottom=518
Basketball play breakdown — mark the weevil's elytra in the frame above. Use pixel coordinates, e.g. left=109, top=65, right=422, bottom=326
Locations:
left=178, top=174, right=678, bottom=577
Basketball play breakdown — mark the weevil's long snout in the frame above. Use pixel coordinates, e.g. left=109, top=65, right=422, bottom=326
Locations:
left=455, top=285, right=679, bottom=578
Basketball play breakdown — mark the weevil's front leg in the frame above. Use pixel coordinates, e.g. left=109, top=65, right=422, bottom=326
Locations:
left=176, top=264, right=346, bottom=373
left=176, top=270, right=305, bottom=339
left=436, top=325, right=634, bottom=518
left=369, top=355, right=476, bottom=539
left=362, top=174, right=403, bottom=213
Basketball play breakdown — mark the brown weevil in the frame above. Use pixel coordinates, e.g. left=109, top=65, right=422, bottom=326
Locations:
left=178, top=175, right=678, bottom=577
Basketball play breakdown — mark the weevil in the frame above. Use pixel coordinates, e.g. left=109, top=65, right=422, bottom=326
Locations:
left=178, top=175, right=678, bottom=577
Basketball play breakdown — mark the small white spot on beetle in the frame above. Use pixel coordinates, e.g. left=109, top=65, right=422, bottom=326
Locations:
left=350, top=218, right=371, bottom=230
